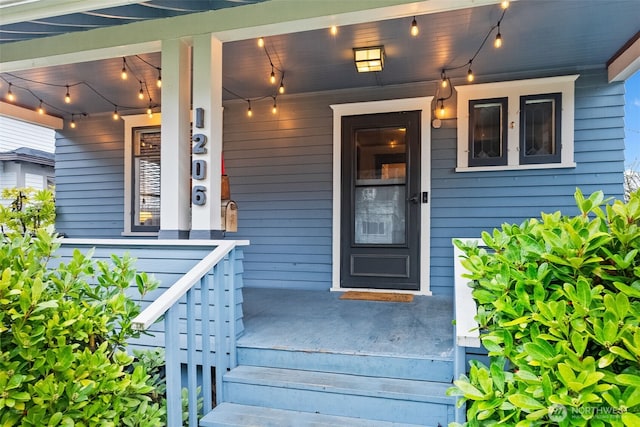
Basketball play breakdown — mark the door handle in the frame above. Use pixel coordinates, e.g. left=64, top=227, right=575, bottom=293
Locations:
left=407, top=194, right=419, bottom=204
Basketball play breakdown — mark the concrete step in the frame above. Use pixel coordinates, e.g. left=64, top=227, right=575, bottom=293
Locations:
left=237, top=345, right=453, bottom=382
left=200, top=403, right=430, bottom=427
left=220, top=365, right=455, bottom=425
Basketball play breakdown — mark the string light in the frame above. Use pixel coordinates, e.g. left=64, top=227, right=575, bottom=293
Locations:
left=272, top=97, right=277, bottom=114
left=330, top=25, right=338, bottom=36
left=7, top=83, right=15, bottom=101
left=440, top=71, right=448, bottom=88
left=439, top=100, right=445, bottom=117
left=64, top=85, right=71, bottom=103
left=494, top=24, right=502, bottom=48
left=147, top=105, right=153, bottom=118
left=70, top=115, right=76, bottom=128
left=38, top=100, right=44, bottom=114
left=121, top=58, right=128, bottom=80
left=270, top=66, right=276, bottom=84
left=138, top=83, right=145, bottom=100
left=113, top=107, right=119, bottom=120
left=501, top=1, right=509, bottom=9
left=279, top=77, right=285, bottom=94
left=257, top=37, right=264, bottom=48
left=410, top=17, right=419, bottom=36
left=247, top=101, right=253, bottom=117
left=467, top=67, right=474, bottom=82
left=156, top=71, right=162, bottom=88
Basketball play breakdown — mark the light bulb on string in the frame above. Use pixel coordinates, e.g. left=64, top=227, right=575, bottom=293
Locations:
left=156, top=71, right=162, bottom=88
left=121, top=58, right=128, bottom=80
left=501, top=1, right=509, bottom=9
left=494, top=25, right=502, bottom=48
left=113, top=107, right=119, bottom=120
left=138, top=83, right=145, bottom=100
left=410, top=17, right=419, bottom=37
left=439, top=101, right=445, bottom=117
left=258, top=37, right=264, bottom=48
left=6, top=83, right=15, bottom=102
left=247, top=101, right=253, bottom=118
left=330, top=25, right=338, bottom=36
left=440, top=71, right=448, bottom=88
left=279, top=80, right=285, bottom=94
left=38, top=100, right=44, bottom=115
left=64, top=85, right=71, bottom=103
left=467, top=67, right=474, bottom=82
left=270, top=66, right=276, bottom=85
left=272, top=98, right=277, bottom=115
left=147, top=100, right=153, bottom=118
left=70, top=115, right=77, bottom=129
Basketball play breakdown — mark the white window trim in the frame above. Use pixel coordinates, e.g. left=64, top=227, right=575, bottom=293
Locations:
left=330, top=97, right=433, bottom=296
left=122, top=113, right=162, bottom=237
left=455, top=75, right=579, bottom=172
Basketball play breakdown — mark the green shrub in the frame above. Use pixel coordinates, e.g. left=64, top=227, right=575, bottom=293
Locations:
left=448, top=189, right=640, bottom=426
left=0, top=229, right=164, bottom=426
left=0, top=188, right=55, bottom=235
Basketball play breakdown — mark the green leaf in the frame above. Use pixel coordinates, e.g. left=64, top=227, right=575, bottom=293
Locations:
left=507, top=394, right=545, bottom=411
left=616, top=374, right=640, bottom=387
left=453, top=379, right=486, bottom=400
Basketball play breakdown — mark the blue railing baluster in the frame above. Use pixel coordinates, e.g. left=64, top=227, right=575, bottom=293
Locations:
left=165, top=305, right=182, bottom=427
left=213, top=260, right=225, bottom=405
left=186, top=288, right=198, bottom=426
left=201, top=273, right=213, bottom=414
left=227, top=249, right=237, bottom=369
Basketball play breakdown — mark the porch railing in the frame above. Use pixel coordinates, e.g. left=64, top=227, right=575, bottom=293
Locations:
left=452, top=238, right=483, bottom=423
left=129, top=240, right=245, bottom=427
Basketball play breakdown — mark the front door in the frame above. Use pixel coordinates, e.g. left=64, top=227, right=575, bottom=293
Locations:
left=340, top=111, right=421, bottom=290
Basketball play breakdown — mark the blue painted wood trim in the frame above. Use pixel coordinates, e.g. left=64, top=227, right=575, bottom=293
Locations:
left=165, top=306, right=182, bottom=427
left=187, top=289, right=198, bottom=425
left=214, top=261, right=226, bottom=405
left=201, top=274, right=213, bottom=414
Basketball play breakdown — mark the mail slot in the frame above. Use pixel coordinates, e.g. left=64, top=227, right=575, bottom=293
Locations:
left=221, top=200, right=238, bottom=232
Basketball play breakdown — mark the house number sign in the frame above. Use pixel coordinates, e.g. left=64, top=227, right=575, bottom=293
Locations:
left=192, top=108, right=207, bottom=206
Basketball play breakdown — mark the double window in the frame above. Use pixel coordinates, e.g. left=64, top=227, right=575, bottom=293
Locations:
left=456, top=75, right=577, bottom=171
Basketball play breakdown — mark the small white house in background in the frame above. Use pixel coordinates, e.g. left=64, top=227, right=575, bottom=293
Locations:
left=0, top=112, right=57, bottom=205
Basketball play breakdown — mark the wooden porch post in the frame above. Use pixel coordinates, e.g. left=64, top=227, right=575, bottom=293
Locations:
left=158, top=38, right=192, bottom=239
left=190, top=34, right=224, bottom=239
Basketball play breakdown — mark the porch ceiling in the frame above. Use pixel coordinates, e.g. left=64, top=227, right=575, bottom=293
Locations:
left=0, top=0, right=638, bottom=122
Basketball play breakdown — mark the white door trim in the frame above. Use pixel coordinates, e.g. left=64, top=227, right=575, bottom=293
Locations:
left=330, top=97, right=433, bottom=295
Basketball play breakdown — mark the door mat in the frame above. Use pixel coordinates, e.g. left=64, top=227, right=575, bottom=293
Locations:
left=339, top=291, right=414, bottom=302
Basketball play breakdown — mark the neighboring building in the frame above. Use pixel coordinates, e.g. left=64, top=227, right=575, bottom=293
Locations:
left=0, top=115, right=56, bottom=205
left=1, top=0, right=638, bottom=425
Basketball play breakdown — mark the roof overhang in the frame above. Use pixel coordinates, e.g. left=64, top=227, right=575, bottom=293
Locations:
left=608, top=31, right=640, bottom=82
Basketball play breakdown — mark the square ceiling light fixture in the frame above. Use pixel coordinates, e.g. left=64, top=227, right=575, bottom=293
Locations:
left=353, top=46, right=385, bottom=72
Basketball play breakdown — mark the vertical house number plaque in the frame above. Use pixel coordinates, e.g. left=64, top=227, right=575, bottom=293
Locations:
left=192, top=108, right=207, bottom=206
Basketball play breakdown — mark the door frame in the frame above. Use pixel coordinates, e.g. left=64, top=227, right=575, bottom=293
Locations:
left=330, top=97, right=433, bottom=295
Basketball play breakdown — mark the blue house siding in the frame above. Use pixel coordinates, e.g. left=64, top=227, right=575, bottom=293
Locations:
left=55, top=115, right=125, bottom=238
left=429, top=69, right=625, bottom=295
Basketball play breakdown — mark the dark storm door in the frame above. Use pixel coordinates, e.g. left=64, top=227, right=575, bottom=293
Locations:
left=341, top=111, right=421, bottom=290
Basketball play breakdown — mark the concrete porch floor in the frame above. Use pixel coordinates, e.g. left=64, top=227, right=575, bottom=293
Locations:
left=238, top=288, right=455, bottom=360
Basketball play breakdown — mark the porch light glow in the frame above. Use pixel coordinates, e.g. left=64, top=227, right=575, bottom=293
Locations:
left=138, top=84, right=145, bottom=100
left=64, top=85, right=71, bottom=103
left=272, top=97, right=277, bottom=114
left=113, top=107, right=119, bottom=120
left=38, top=100, right=44, bottom=114
left=410, top=17, right=418, bottom=37
left=279, top=80, right=285, bottom=94
left=258, top=37, right=264, bottom=48
left=121, top=58, right=128, bottom=80
left=467, top=67, right=474, bottom=82
left=247, top=101, right=253, bottom=117
left=494, top=24, right=502, bottom=48
left=439, top=100, right=445, bottom=117
left=501, top=0, right=509, bottom=9
left=156, top=72, right=162, bottom=88
left=330, top=25, right=338, bottom=36
left=70, top=116, right=76, bottom=128
left=6, top=83, right=14, bottom=102
left=441, top=71, right=448, bottom=88
left=270, top=66, right=276, bottom=84
left=353, top=46, right=385, bottom=73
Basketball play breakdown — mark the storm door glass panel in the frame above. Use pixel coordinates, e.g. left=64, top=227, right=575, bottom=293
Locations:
left=354, top=127, right=406, bottom=245
left=520, top=93, right=561, bottom=164
left=469, top=98, right=507, bottom=166
left=132, top=128, right=161, bottom=230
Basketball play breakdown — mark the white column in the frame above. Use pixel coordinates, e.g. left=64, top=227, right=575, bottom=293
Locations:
left=159, top=38, right=191, bottom=239
left=190, top=34, right=223, bottom=239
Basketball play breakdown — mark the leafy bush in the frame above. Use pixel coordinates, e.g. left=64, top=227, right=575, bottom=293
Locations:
left=0, top=229, right=164, bottom=426
left=449, top=189, right=640, bottom=426
left=0, top=188, right=55, bottom=235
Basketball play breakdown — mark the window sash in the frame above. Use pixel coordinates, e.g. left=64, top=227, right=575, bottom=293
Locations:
left=131, top=127, right=161, bottom=232
left=519, top=93, right=561, bottom=164
left=468, top=98, right=508, bottom=167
